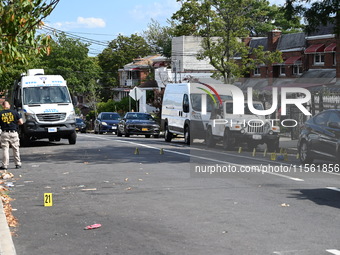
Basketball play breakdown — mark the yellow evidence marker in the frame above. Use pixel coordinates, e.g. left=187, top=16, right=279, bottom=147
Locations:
left=44, top=193, right=53, bottom=207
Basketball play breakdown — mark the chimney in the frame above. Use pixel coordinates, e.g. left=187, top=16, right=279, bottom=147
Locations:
left=268, top=29, right=282, bottom=51
left=242, top=36, right=252, bottom=46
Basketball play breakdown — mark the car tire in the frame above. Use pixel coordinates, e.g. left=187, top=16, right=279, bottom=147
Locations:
left=184, top=125, right=191, bottom=145
left=68, top=131, right=77, bottom=145
left=267, top=140, right=279, bottom=152
left=164, top=123, right=173, bottom=142
left=206, top=126, right=216, bottom=148
left=145, top=135, right=151, bottom=138
left=117, top=129, right=122, bottom=137
left=222, top=129, right=233, bottom=150
left=299, top=140, right=313, bottom=164
left=154, top=134, right=159, bottom=138
left=125, top=132, right=130, bottom=137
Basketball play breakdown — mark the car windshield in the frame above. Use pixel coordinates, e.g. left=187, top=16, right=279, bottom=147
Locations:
left=101, top=113, right=120, bottom=120
left=191, top=94, right=232, bottom=112
left=125, top=113, right=154, bottom=120
left=225, top=102, right=264, bottom=114
left=23, top=86, right=71, bottom=105
left=76, top=118, right=84, bottom=124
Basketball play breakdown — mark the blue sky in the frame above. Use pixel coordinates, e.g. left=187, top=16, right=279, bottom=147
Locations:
left=42, top=0, right=287, bottom=56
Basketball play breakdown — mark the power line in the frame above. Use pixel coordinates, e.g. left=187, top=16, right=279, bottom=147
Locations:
left=41, top=25, right=110, bottom=47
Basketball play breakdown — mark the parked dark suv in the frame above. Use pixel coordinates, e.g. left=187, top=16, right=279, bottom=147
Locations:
left=298, top=109, right=340, bottom=164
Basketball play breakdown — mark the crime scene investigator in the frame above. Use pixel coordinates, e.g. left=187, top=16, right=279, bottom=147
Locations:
left=0, top=101, right=23, bottom=170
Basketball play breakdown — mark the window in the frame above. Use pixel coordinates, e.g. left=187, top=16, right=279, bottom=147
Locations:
left=183, top=94, right=190, bottom=113
left=254, top=67, right=260, bottom=76
left=314, top=53, right=325, bottom=65
left=280, top=65, right=286, bottom=76
left=293, top=65, right=303, bottom=75
left=328, top=112, right=340, bottom=123
left=314, top=112, right=329, bottom=126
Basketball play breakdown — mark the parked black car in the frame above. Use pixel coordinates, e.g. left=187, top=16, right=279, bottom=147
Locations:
left=94, top=112, right=121, bottom=134
left=298, top=109, right=340, bottom=164
left=117, top=112, right=160, bottom=138
left=75, top=118, right=86, bottom=133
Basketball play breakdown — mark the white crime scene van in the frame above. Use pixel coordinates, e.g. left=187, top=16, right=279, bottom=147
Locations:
left=161, top=82, right=232, bottom=145
left=10, top=69, right=77, bottom=145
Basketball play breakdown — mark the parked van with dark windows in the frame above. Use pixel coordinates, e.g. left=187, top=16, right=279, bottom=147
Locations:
left=161, top=82, right=232, bottom=145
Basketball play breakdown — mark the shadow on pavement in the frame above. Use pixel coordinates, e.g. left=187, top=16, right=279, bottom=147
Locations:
left=289, top=188, right=340, bottom=209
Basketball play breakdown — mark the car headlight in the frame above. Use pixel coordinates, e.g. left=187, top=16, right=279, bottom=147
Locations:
left=101, top=121, right=108, bottom=126
left=25, top=113, right=36, bottom=121
left=67, top=112, right=76, bottom=121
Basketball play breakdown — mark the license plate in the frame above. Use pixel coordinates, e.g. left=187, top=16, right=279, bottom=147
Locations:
left=142, top=128, right=148, bottom=131
left=112, top=126, right=117, bottom=129
left=252, top=134, right=262, bottom=140
left=48, top=127, right=57, bottom=133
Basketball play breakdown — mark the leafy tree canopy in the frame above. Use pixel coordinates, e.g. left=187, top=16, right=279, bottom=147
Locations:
left=142, top=19, right=175, bottom=58
left=0, top=0, right=60, bottom=72
left=172, top=0, right=283, bottom=83
left=98, top=34, right=153, bottom=87
left=39, top=33, right=102, bottom=95
left=284, top=0, right=339, bottom=35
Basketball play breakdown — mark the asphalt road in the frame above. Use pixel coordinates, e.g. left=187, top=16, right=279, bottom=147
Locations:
left=8, top=133, right=340, bottom=255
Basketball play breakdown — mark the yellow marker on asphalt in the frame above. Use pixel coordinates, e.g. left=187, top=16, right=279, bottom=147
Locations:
left=296, top=153, right=299, bottom=159
left=44, top=193, right=53, bottom=207
left=160, top=148, right=164, bottom=155
left=238, top=147, right=242, bottom=153
left=263, top=149, right=267, bottom=157
left=252, top=148, right=256, bottom=157
left=134, top=148, right=139, bottom=155
left=270, top=153, right=276, bottom=161
left=284, top=153, right=288, bottom=161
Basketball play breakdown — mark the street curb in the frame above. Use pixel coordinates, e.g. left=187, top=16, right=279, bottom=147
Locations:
left=0, top=199, right=16, bottom=255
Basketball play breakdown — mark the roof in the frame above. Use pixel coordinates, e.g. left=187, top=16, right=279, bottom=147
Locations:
left=124, top=55, right=161, bottom=70
left=307, top=23, right=336, bottom=36
left=277, top=32, right=305, bottom=51
left=249, top=38, right=268, bottom=51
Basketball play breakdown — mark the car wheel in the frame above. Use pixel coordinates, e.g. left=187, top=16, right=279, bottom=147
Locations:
left=299, top=140, right=313, bottom=164
left=125, top=131, right=130, bottom=137
left=223, top=129, right=233, bottom=150
left=145, top=135, right=151, bottom=138
left=117, top=128, right=122, bottom=137
left=184, top=125, right=191, bottom=145
left=68, top=131, right=77, bottom=145
left=164, top=123, right=173, bottom=142
left=267, top=140, right=279, bottom=152
left=154, top=134, right=159, bottom=138
left=206, top=126, right=216, bottom=148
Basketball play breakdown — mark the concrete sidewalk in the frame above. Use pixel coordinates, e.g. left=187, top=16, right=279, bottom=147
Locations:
left=0, top=197, right=16, bottom=255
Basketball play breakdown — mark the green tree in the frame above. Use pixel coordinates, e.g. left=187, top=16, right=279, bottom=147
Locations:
left=245, top=0, right=303, bottom=36
left=172, top=0, right=282, bottom=83
left=39, top=33, right=102, bottom=95
left=142, top=19, right=175, bottom=58
left=0, top=0, right=60, bottom=72
left=284, top=0, right=339, bottom=36
left=98, top=34, right=152, bottom=88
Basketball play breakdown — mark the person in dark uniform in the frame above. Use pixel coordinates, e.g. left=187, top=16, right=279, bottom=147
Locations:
left=0, top=101, right=23, bottom=170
